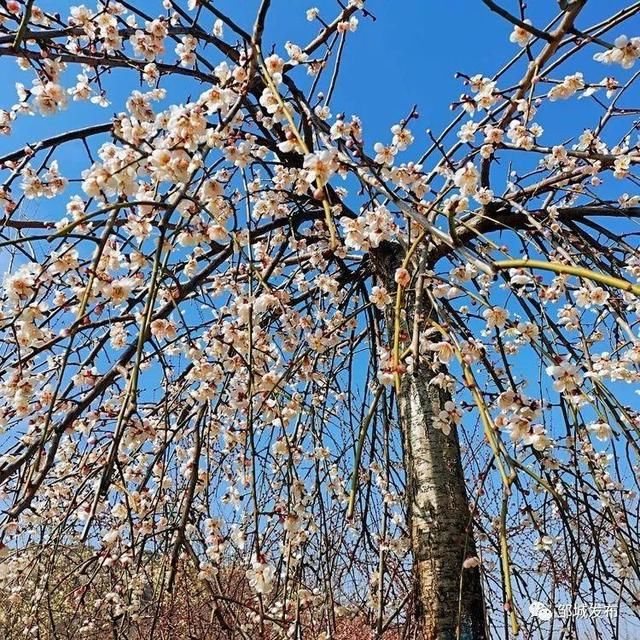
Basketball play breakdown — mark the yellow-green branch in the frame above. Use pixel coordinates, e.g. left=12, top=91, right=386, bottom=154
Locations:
left=495, top=259, right=640, bottom=296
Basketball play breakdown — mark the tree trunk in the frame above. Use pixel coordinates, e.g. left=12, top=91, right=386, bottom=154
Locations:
left=398, top=368, right=486, bottom=640
left=371, top=242, right=486, bottom=640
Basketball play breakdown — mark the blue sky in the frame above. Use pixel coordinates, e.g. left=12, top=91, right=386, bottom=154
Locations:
left=2, top=0, right=640, bottom=455
left=2, top=1, right=639, bottom=424
left=3, top=0, right=637, bottom=167
left=1, top=0, right=637, bottom=259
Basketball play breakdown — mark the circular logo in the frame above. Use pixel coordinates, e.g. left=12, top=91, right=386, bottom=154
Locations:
left=529, top=600, right=553, bottom=621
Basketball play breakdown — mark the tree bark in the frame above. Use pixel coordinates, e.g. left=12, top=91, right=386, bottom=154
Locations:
left=371, top=242, right=486, bottom=640
left=398, top=368, right=486, bottom=640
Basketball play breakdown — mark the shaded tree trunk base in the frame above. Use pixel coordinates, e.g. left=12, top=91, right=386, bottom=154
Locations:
left=401, top=375, right=486, bottom=640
